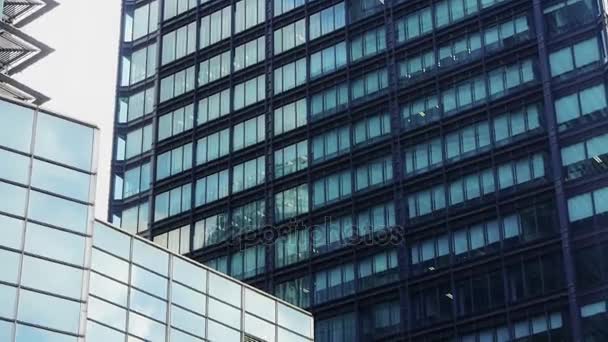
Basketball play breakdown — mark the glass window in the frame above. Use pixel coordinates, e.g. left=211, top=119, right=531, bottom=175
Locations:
left=18, top=290, right=80, bottom=333
left=130, top=288, right=167, bottom=322
left=0, top=182, right=27, bottom=217
left=25, top=222, right=86, bottom=265
left=132, top=265, right=168, bottom=298
left=15, top=324, right=77, bottom=342
left=274, top=98, right=307, bottom=135
left=87, top=321, right=125, bottom=342
left=274, top=18, right=306, bottom=54
left=0, top=214, right=23, bottom=249
left=31, top=159, right=91, bottom=202
left=208, top=298, right=241, bottom=330
left=133, top=239, right=169, bottom=275
left=171, top=305, right=206, bottom=338
left=0, top=99, right=34, bottom=152
left=234, top=36, right=266, bottom=71
left=21, top=256, right=83, bottom=299
left=172, top=257, right=207, bottom=293
left=208, top=272, right=241, bottom=307
left=568, top=193, right=593, bottom=222
left=128, top=312, right=166, bottom=341
left=162, top=22, right=197, bottom=65
left=200, top=6, right=232, bottom=50
left=0, top=148, right=29, bottom=184
left=28, top=191, right=89, bottom=233
left=0, top=249, right=20, bottom=284
left=93, top=222, right=130, bottom=259
left=278, top=303, right=312, bottom=338
left=88, top=296, right=127, bottom=331
left=89, top=272, right=128, bottom=306
left=207, top=320, right=240, bottom=342
left=91, top=249, right=130, bottom=282
left=35, top=113, right=94, bottom=171
left=198, top=89, right=231, bottom=125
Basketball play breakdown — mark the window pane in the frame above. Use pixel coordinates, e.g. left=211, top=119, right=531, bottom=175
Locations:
left=34, top=113, right=94, bottom=171
left=0, top=99, right=34, bottom=152
left=31, top=159, right=91, bottom=202
left=28, top=191, right=89, bottom=233
left=0, top=148, right=29, bottom=184
left=15, top=324, right=77, bottom=342
left=21, top=256, right=83, bottom=299
left=18, top=290, right=81, bottom=333
left=0, top=182, right=27, bottom=217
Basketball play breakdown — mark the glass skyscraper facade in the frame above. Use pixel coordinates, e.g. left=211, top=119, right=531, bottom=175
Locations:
left=111, top=0, right=608, bottom=340
left=0, top=95, right=99, bottom=341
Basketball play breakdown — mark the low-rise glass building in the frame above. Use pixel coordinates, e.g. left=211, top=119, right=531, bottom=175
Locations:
left=0, top=95, right=314, bottom=342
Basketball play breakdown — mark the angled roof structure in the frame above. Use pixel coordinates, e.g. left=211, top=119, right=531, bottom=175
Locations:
left=0, top=0, right=57, bottom=104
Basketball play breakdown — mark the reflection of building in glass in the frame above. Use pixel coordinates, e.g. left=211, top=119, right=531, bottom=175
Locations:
left=0, top=95, right=314, bottom=342
left=110, top=0, right=608, bottom=340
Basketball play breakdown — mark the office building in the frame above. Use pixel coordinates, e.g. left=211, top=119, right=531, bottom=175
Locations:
left=0, top=95, right=314, bottom=342
left=110, top=0, right=608, bottom=340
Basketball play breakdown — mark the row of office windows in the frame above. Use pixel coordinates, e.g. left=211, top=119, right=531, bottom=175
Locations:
left=395, top=0, right=508, bottom=43
left=274, top=0, right=384, bottom=21
left=160, top=0, right=346, bottom=66
left=157, top=0, right=597, bottom=39
left=131, top=45, right=606, bottom=162
left=273, top=2, right=345, bottom=55
left=310, top=68, right=388, bottom=120
left=313, top=249, right=398, bottom=304
left=151, top=111, right=390, bottom=187
left=158, top=0, right=510, bottom=67
left=544, top=0, right=598, bottom=37
left=399, top=14, right=531, bottom=83
left=153, top=153, right=392, bottom=223
left=402, top=58, right=536, bottom=130
left=149, top=198, right=394, bottom=266
left=410, top=202, right=556, bottom=275
left=408, top=153, right=546, bottom=219
left=203, top=245, right=266, bottom=280
left=273, top=252, right=398, bottom=310
left=139, top=0, right=596, bottom=95
left=142, top=146, right=546, bottom=230
left=411, top=252, right=563, bottom=329
left=405, top=103, right=541, bottom=176
left=275, top=201, right=396, bottom=268
left=312, top=309, right=565, bottom=342
left=274, top=174, right=392, bottom=224
left=187, top=200, right=266, bottom=249
left=197, top=36, right=267, bottom=88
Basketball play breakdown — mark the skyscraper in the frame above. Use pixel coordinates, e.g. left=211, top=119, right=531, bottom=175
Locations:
left=110, top=0, right=608, bottom=340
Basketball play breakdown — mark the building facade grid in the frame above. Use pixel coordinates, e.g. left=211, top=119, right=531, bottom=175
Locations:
left=110, top=0, right=608, bottom=340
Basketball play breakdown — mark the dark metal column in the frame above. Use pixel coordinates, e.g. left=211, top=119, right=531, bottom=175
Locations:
left=531, top=1, right=582, bottom=339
